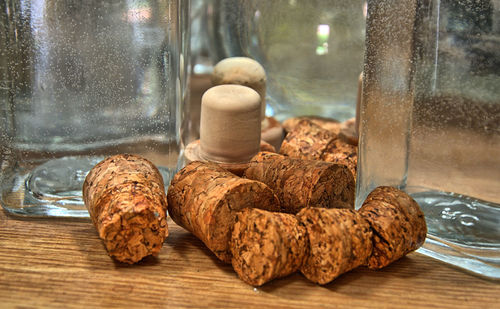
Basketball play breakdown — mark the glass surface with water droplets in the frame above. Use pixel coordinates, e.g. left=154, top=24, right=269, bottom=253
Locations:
left=206, top=0, right=366, bottom=121
left=357, top=0, right=500, bottom=279
left=0, top=0, right=189, bottom=217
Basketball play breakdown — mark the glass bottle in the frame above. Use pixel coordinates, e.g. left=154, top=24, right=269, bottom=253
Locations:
left=0, top=0, right=190, bottom=217
left=206, top=0, right=367, bottom=122
left=357, top=0, right=500, bottom=278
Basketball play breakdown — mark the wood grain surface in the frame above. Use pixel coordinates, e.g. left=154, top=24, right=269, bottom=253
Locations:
left=0, top=209, right=499, bottom=309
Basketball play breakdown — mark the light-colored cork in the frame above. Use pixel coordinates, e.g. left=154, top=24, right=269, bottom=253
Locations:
left=212, top=57, right=284, bottom=148
left=212, top=57, right=267, bottom=121
left=199, top=84, right=262, bottom=164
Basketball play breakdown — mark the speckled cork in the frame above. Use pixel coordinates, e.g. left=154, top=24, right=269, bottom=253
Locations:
left=359, top=186, right=427, bottom=269
left=243, top=152, right=355, bottom=214
left=296, top=207, right=373, bottom=285
left=212, top=57, right=267, bottom=121
left=282, top=116, right=342, bottom=135
left=167, top=161, right=281, bottom=263
left=82, top=154, right=168, bottom=264
left=230, top=208, right=308, bottom=286
left=280, top=119, right=358, bottom=178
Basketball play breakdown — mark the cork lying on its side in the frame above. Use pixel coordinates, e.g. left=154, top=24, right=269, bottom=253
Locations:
left=243, top=152, right=355, bottom=214
left=280, top=119, right=358, bottom=178
left=82, top=154, right=168, bottom=264
left=230, top=208, right=308, bottom=286
left=321, top=138, right=358, bottom=178
left=280, top=119, right=337, bottom=161
left=167, top=161, right=281, bottom=263
left=296, top=208, right=373, bottom=285
left=359, top=186, right=427, bottom=269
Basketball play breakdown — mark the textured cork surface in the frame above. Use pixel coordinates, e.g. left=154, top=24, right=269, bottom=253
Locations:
left=282, top=116, right=341, bottom=135
left=167, top=161, right=280, bottom=263
left=359, top=186, right=427, bottom=269
left=297, top=208, right=373, bottom=285
left=82, top=154, right=168, bottom=264
left=280, top=119, right=358, bottom=178
left=230, top=208, right=308, bottom=286
left=244, top=152, right=355, bottom=214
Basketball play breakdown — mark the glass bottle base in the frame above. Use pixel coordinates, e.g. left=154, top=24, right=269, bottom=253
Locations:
left=0, top=156, right=175, bottom=218
left=412, top=191, right=500, bottom=279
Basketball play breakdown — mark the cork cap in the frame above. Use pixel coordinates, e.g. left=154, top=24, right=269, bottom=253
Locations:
left=212, top=57, right=267, bottom=121
left=199, top=84, right=262, bottom=163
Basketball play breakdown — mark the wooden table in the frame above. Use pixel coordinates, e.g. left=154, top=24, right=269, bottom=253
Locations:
left=0, top=209, right=499, bottom=309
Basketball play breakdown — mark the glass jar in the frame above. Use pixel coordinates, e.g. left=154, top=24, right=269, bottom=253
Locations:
left=0, top=0, right=190, bottom=217
left=206, top=0, right=367, bottom=122
left=357, top=0, right=500, bottom=278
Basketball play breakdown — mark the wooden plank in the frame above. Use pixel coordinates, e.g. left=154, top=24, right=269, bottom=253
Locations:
left=0, top=210, right=498, bottom=309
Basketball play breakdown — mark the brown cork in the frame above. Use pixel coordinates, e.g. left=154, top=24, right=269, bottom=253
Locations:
left=230, top=208, right=308, bottom=286
left=359, top=186, right=427, bottom=269
left=282, top=116, right=341, bottom=135
left=167, top=161, right=281, bottom=263
left=243, top=152, right=355, bottom=214
left=280, top=119, right=358, bottom=178
left=296, top=207, right=373, bottom=285
left=82, top=154, right=168, bottom=264
left=321, top=138, right=358, bottom=178
left=280, top=119, right=337, bottom=161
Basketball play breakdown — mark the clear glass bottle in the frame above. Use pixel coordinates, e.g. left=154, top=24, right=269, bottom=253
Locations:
left=206, top=0, right=367, bottom=122
left=0, top=0, right=190, bottom=217
left=357, top=0, right=500, bottom=278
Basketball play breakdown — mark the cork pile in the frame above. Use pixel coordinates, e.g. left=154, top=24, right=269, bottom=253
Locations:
left=82, top=129, right=426, bottom=286
left=79, top=55, right=426, bottom=287
left=167, top=156, right=427, bottom=286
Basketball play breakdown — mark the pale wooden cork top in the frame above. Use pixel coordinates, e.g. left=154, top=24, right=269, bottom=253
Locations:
left=212, top=57, right=267, bottom=121
left=199, top=84, right=262, bottom=164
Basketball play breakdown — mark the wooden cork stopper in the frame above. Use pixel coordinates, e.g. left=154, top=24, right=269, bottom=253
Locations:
left=82, top=154, right=168, bottom=264
left=230, top=208, right=308, bottom=286
left=212, top=57, right=267, bottom=121
left=167, top=161, right=280, bottom=263
left=296, top=208, right=373, bottom=285
left=243, top=152, right=355, bottom=214
left=280, top=119, right=358, bottom=178
left=212, top=57, right=284, bottom=149
left=200, top=84, right=262, bottom=164
left=359, top=186, right=427, bottom=269
left=185, top=83, right=278, bottom=175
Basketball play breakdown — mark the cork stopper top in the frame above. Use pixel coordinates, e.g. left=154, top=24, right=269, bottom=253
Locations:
left=212, top=57, right=267, bottom=121
left=200, top=84, right=262, bottom=164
